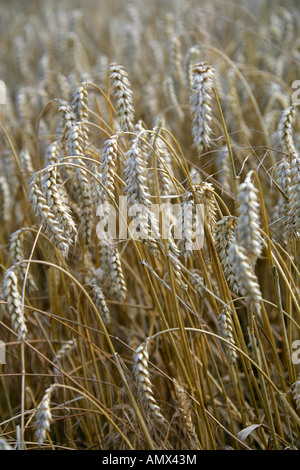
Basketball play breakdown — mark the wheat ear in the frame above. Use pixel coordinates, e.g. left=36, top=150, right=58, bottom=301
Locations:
left=34, top=384, right=55, bottom=446
left=29, top=179, right=70, bottom=258
left=19, top=148, right=34, bottom=178
left=190, top=62, right=214, bottom=153
left=176, top=192, right=198, bottom=259
left=279, top=106, right=297, bottom=155
left=229, top=240, right=262, bottom=317
left=9, top=229, right=37, bottom=292
left=291, top=380, right=300, bottom=410
left=0, top=175, right=11, bottom=223
left=91, top=282, right=111, bottom=326
left=97, top=134, right=119, bottom=204
left=108, top=63, right=135, bottom=132
left=287, top=151, right=300, bottom=238
left=3, top=267, right=27, bottom=341
left=67, top=122, right=93, bottom=246
left=218, top=305, right=238, bottom=365
left=53, top=339, right=76, bottom=375
left=124, top=136, right=160, bottom=250
left=97, top=239, right=127, bottom=302
left=71, top=82, right=89, bottom=141
left=133, top=340, right=165, bottom=424
left=196, top=182, right=217, bottom=238
left=173, top=379, right=199, bottom=448
left=273, top=158, right=290, bottom=238
left=215, top=216, right=239, bottom=294
left=236, top=173, right=262, bottom=266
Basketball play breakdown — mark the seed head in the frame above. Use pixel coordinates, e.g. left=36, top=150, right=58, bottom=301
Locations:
left=190, top=62, right=214, bottom=152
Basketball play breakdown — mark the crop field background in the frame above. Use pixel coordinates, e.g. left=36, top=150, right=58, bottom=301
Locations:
left=0, top=0, right=300, bottom=451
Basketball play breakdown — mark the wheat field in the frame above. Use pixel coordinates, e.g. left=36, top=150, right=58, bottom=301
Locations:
left=0, top=0, right=300, bottom=451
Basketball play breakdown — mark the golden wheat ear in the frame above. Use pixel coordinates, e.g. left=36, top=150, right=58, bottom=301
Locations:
left=133, top=340, right=165, bottom=425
